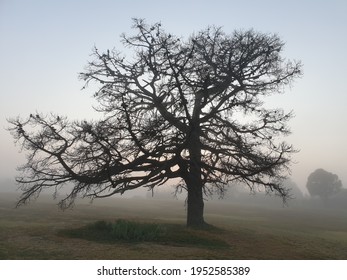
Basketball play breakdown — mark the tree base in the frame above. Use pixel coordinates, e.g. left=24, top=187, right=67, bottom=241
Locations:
left=186, top=220, right=213, bottom=229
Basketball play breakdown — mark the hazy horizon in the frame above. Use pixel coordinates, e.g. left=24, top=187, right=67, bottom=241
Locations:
left=1, top=0, right=346, bottom=195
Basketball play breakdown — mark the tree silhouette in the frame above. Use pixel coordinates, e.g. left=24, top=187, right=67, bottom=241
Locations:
left=8, top=19, right=302, bottom=227
left=306, top=168, right=342, bottom=201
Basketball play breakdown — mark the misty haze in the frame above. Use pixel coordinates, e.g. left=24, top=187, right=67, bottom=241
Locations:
left=1, top=1, right=347, bottom=261
left=1, top=178, right=347, bottom=259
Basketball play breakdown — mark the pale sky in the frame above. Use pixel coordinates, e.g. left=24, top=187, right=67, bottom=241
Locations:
left=1, top=0, right=346, bottom=192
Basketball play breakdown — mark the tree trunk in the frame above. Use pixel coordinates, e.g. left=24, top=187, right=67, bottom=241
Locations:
left=186, top=178, right=205, bottom=227
left=185, top=118, right=206, bottom=227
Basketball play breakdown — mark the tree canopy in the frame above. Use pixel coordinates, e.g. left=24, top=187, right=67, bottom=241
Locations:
left=306, top=168, right=342, bottom=201
left=9, top=19, right=302, bottom=227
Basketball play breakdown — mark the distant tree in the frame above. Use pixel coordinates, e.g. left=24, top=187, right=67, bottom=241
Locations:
left=8, top=19, right=302, bottom=227
left=306, top=168, right=342, bottom=201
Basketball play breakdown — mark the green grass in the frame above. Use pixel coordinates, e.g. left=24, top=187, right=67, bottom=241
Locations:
left=60, top=219, right=166, bottom=242
left=59, top=219, right=228, bottom=249
left=1, top=193, right=347, bottom=259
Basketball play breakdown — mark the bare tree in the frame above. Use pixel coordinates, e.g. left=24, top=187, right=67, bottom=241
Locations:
left=8, top=19, right=302, bottom=227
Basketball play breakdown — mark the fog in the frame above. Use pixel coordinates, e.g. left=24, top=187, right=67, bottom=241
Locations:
left=1, top=174, right=347, bottom=260
left=1, top=0, right=347, bottom=238
left=1, top=175, right=346, bottom=212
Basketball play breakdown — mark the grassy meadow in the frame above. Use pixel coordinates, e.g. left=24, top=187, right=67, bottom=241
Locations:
left=1, top=192, right=347, bottom=259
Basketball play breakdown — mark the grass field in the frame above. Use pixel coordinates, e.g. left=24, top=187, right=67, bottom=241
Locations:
left=1, top=192, right=347, bottom=259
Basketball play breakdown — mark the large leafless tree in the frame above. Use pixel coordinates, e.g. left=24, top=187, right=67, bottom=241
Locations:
left=9, top=19, right=302, bottom=227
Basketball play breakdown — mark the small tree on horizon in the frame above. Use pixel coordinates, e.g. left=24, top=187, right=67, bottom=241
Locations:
left=306, top=168, right=342, bottom=202
left=8, top=19, right=302, bottom=227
